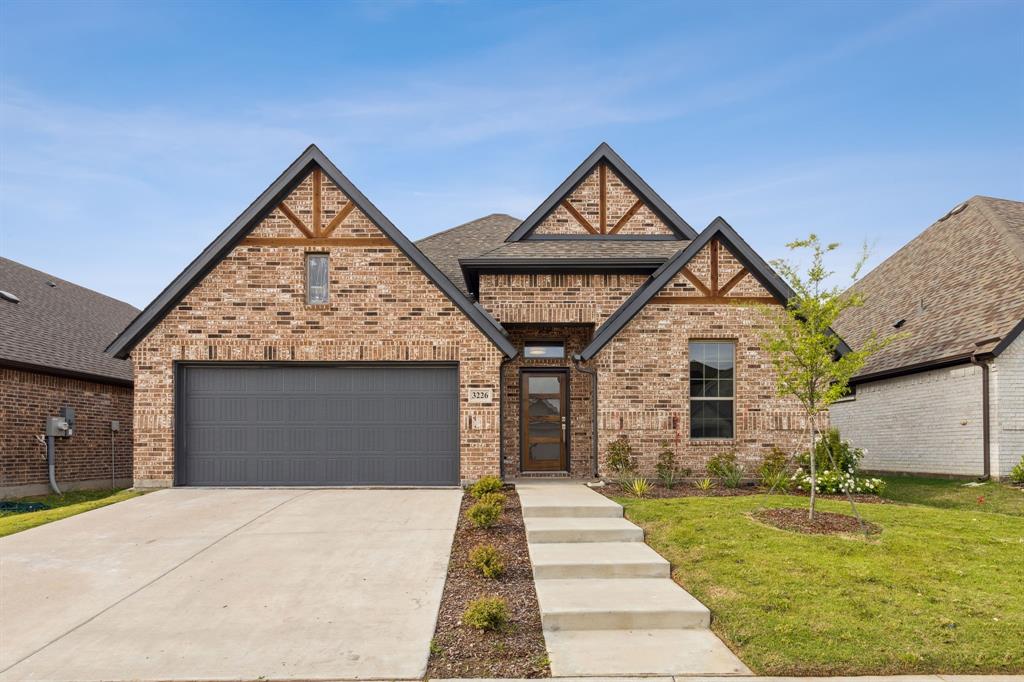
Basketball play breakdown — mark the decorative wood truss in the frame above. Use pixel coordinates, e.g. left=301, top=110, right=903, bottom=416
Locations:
left=242, top=168, right=391, bottom=247
left=559, top=162, right=646, bottom=235
left=652, top=239, right=780, bottom=305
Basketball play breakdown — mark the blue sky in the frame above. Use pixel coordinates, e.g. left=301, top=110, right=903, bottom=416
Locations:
left=1, top=0, right=1021, bottom=308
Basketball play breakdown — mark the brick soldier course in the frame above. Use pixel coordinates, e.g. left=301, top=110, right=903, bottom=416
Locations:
left=108, top=143, right=816, bottom=487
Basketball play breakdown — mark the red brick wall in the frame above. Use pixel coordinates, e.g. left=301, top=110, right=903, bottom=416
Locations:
left=1, top=367, right=133, bottom=494
left=479, top=273, right=648, bottom=326
left=130, top=171, right=503, bottom=486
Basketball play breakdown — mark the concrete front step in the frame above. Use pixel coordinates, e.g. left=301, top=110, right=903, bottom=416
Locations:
left=535, top=578, right=710, bottom=631
left=544, top=628, right=752, bottom=676
left=517, top=482, right=623, bottom=519
left=530, top=541, right=670, bottom=579
left=524, top=516, right=644, bottom=543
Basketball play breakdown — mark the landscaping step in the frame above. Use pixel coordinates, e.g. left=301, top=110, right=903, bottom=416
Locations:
left=529, top=541, right=669, bottom=579
left=543, top=628, right=752, bottom=676
left=523, top=516, right=644, bottom=543
left=517, top=484, right=623, bottom=519
left=534, top=578, right=710, bottom=631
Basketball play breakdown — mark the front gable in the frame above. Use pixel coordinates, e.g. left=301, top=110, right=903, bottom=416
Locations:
left=506, top=143, right=697, bottom=241
left=107, top=146, right=516, bottom=358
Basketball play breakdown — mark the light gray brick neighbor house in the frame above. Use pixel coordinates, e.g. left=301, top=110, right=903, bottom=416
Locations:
left=107, top=143, right=827, bottom=488
left=831, top=196, right=1024, bottom=480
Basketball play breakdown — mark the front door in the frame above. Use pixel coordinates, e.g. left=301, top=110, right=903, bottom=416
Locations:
left=521, top=371, right=568, bottom=472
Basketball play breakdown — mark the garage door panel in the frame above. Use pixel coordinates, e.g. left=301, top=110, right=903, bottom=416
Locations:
left=179, top=365, right=459, bottom=486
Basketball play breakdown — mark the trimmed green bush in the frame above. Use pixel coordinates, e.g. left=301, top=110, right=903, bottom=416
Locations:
left=463, top=596, right=509, bottom=631
left=606, top=435, right=637, bottom=478
left=468, top=544, right=505, bottom=578
left=656, top=440, right=690, bottom=489
left=469, top=475, right=503, bottom=498
left=708, top=452, right=744, bottom=488
left=1010, top=456, right=1024, bottom=485
left=466, top=500, right=502, bottom=528
left=479, top=491, right=506, bottom=509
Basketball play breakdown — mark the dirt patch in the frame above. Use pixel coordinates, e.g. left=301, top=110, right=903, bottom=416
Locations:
left=425, top=488, right=550, bottom=679
left=597, top=481, right=888, bottom=504
left=751, top=507, right=881, bottom=536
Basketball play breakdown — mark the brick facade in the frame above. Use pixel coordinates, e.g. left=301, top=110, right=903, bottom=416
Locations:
left=1, top=367, right=133, bottom=498
left=478, top=273, right=648, bottom=326
left=130, top=172, right=503, bottom=486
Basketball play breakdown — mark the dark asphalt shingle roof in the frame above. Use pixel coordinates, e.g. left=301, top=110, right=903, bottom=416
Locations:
left=0, top=258, right=138, bottom=383
left=416, top=214, right=688, bottom=292
left=834, top=196, right=1024, bottom=380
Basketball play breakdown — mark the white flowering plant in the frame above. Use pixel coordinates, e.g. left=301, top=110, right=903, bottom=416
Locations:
left=791, top=468, right=885, bottom=495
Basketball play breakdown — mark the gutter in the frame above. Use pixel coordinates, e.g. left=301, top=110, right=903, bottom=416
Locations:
left=572, top=354, right=599, bottom=478
left=970, top=354, right=992, bottom=481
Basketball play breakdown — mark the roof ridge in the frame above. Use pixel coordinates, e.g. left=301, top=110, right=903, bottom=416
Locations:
left=416, top=213, right=520, bottom=244
left=972, top=196, right=1024, bottom=268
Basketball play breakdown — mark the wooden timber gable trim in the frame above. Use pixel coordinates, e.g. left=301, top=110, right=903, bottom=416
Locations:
left=556, top=161, right=652, bottom=236
left=651, top=239, right=779, bottom=305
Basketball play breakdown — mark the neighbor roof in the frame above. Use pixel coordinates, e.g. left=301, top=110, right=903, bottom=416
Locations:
left=0, top=257, right=138, bottom=384
left=834, top=196, right=1024, bottom=382
left=106, top=146, right=518, bottom=359
left=505, top=142, right=698, bottom=242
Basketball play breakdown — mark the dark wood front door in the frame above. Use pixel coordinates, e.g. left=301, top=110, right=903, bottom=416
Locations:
left=521, top=371, right=568, bottom=472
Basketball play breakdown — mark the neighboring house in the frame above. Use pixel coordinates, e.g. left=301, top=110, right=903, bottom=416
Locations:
left=0, top=258, right=137, bottom=498
left=107, top=143, right=809, bottom=488
left=832, top=197, right=1024, bottom=480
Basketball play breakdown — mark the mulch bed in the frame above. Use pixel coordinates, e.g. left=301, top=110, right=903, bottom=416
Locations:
left=597, top=481, right=888, bottom=504
left=425, top=487, right=550, bottom=679
left=752, top=507, right=881, bottom=536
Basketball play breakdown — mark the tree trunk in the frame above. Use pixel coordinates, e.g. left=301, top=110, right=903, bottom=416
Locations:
left=808, top=420, right=817, bottom=521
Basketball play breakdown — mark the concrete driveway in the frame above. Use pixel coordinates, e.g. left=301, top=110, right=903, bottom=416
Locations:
left=0, top=487, right=462, bottom=681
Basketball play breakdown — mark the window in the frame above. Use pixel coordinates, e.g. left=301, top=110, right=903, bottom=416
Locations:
left=524, top=342, right=565, bottom=359
left=306, top=254, right=329, bottom=304
left=689, top=341, right=734, bottom=439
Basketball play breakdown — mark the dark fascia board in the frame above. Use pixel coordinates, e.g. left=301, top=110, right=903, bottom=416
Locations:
left=579, top=217, right=852, bottom=360
left=505, top=142, right=698, bottom=242
left=849, top=353, right=978, bottom=386
left=0, top=358, right=133, bottom=387
left=526, top=234, right=682, bottom=242
left=991, top=317, right=1024, bottom=357
left=107, top=145, right=517, bottom=359
left=459, top=257, right=668, bottom=298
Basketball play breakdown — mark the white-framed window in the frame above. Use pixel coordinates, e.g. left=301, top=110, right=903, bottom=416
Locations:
left=306, top=253, right=329, bottom=304
left=689, top=341, right=735, bottom=439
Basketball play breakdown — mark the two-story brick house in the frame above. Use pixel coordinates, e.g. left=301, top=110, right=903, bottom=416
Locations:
left=108, top=144, right=808, bottom=487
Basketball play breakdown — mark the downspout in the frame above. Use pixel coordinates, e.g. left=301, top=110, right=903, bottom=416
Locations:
left=499, top=354, right=513, bottom=480
left=572, top=354, right=599, bottom=479
left=970, top=354, right=991, bottom=481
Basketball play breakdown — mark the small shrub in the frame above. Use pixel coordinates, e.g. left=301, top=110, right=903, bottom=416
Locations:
left=463, top=596, right=509, bottom=631
left=1009, top=456, right=1024, bottom=485
left=606, top=435, right=638, bottom=483
left=694, top=477, right=715, bottom=491
left=791, top=468, right=885, bottom=495
left=758, top=448, right=790, bottom=482
left=480, top=491, right=506, bottom=508
left=708, top=452, right=744, bottom=488
left=799, top=428, right=862, bottom=474
left=761, top=468, right=791, bottom=493
left=466, top=500, right=502, bottom=528
left=469, top=544, right=505, bottom=578
left=625, top=477, right=652, bottom=498
left=469, top=475, right=504, bottom=498
left=655, top=441, right=690, bottom=489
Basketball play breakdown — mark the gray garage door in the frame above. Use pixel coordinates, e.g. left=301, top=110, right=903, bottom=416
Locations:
left=178, top=364, right=459, bottom=486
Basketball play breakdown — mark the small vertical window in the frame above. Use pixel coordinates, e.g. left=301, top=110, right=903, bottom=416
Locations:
left=689, top=341, right=735, bottom=439
left=306, top=254, right=329, bottom=304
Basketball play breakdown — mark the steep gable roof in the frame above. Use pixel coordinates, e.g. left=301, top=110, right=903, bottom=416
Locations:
left=416, top=213, right=520, bottom=292
left=107, top=145, right=517, bottom=359
left=1, top=257, right=138, bottom=384
left=506, top=143, right=698, bottom=241
left=834, top=196, right=1024, bottom=381
left=578, top=217, right=811, bottom=360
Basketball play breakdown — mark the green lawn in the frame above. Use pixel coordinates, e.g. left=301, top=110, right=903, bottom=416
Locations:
left=0, top=488, right=143, bottom=538
left=617, top=492, right=1024, bottom=675
left=881, top=475, right=1024, bottom=516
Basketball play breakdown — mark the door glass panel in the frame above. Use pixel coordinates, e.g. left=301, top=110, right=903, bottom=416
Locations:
left=528, top=376, right=561, bottom=394
left=528, top=421, right=561, bottom=439
left=528, top=397, right=560, bottom=417
left=529, top=443, right=560, bottom=461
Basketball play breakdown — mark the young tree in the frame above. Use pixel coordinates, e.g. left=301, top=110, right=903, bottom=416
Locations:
left=756, top=235, right=900, bottom=519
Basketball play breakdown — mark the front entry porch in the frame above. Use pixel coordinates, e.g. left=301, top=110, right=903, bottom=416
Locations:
left=502, top=325, right=596, bottom=479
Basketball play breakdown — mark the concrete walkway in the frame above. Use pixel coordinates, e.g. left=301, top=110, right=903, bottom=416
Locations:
left=434, top=677, right=1023, bottom=681
left=518, top=481, right=750, bottom=677
left=0, top=487, right=461, bottom=681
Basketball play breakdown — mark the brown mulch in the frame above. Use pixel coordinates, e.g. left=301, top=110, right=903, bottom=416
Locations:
left=425, top=487, right=550, bottom=679
left=596, top=481, right=889, bottom=504
left=752, top=507, right=882, bottom=536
